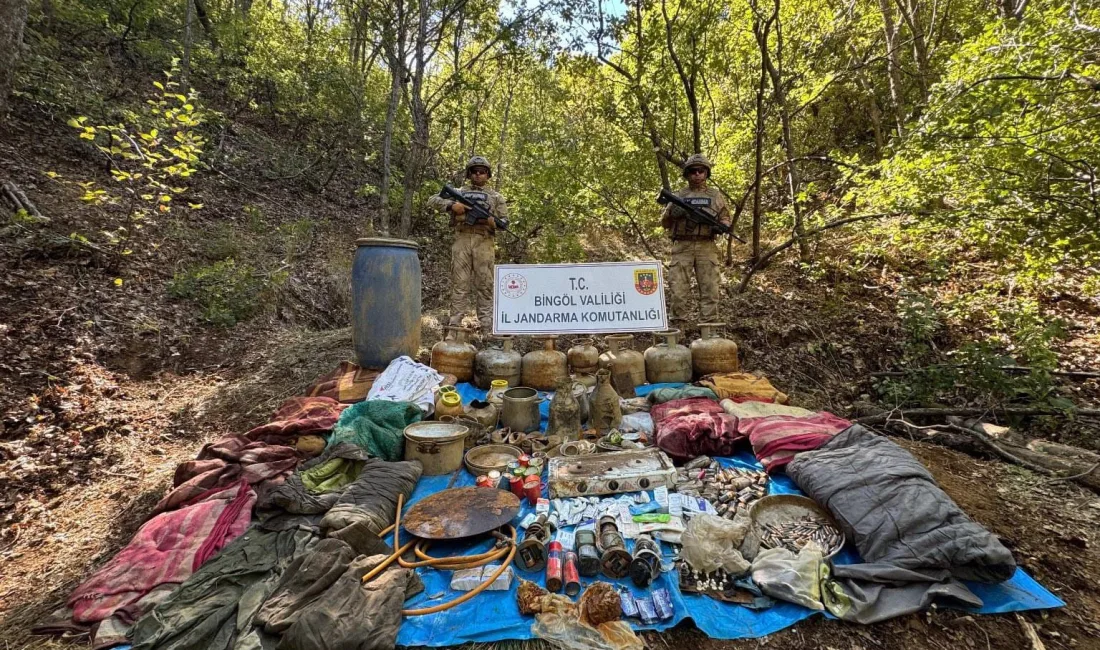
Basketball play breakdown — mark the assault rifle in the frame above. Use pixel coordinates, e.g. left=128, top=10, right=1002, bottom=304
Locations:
left=656, top=188, right=745, bottom=243
left=440, top=184, right=511, bottom=232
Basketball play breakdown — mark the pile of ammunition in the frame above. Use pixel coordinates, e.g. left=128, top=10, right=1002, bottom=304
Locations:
left=674, top=456, right=768, bottom=520
left=759, top=516, right=843, bottom=555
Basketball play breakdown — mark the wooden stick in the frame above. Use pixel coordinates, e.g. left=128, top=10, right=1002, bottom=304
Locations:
left=856, top=406, right=1100, bottom=425
left=1016, top=614, right=1046, bottom=650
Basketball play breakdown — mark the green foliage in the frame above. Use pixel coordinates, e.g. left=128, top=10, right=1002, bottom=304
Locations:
left=61, top=64, right=206, bottom=257
left=876, top=292, right=1065, bottom=407
left=168, top=259, right=284, bottom=326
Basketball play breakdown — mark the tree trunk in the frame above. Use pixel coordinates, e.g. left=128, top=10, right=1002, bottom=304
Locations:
left=181, top=0, right=194, bottom=84
left=877, top=0, right=905, bottom=137
left=379, top=57, right=401, bottom=235
left=751, top=25, right=767, bottom=264
left=0, top=0, right=29, bottom=117
left=661, top=0, right=701, bottom=153
left=399, top=0, right=430, bottom=238
left=895, top=0, right=931, bottom=102
left=495, top=78, right=514, bottom=189
left=758, top=0, right=808, bottom=262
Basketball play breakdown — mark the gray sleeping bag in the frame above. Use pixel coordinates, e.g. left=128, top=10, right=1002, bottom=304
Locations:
left=786, top=425, right=1016, bottom=623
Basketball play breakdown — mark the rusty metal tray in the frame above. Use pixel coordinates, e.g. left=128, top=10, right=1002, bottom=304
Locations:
left=547, top=447, right=676, bottom=498
left=465, top=444, right=523, bottom=476
left=402, top=486, right=521, bottom=540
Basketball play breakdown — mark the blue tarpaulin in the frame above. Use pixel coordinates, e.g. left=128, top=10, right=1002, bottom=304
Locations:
left=395, top=382, right=1063, bottom=646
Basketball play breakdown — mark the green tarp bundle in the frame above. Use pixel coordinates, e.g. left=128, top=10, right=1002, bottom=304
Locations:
left=327, top=400, right=424, bottom=462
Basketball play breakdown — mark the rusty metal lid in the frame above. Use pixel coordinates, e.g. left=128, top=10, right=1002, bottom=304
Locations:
left=356, top=237, right=419, bottom=250
left=404, top=422, right=468, bottom=443
left=402, top=486, right=521, bottom=540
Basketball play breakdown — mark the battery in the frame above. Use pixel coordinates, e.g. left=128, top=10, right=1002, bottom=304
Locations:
left=563, top=552, right=581, bottom=596
left=652, top=587, right=674, bottom=620
left=635, top=595, right=658, bottom=625
left=618, top=586, right=639, bottom=618
left=545, top=540, right=564, bottom=592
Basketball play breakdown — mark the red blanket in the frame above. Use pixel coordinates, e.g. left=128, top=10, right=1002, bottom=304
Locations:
left=245, top=396, right=347, bottom=446
left=742, top=413, right=852, bottom=472
left=653, top=398, right=745, bottom=460
left=68, top=481, right=255, bottom=625
left=154, top=434, right=299, bottom=513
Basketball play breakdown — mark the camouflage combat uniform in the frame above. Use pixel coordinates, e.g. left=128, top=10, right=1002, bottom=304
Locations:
left=660, top=154, right=731, bottom=328
left=427, top=156, right=508, bottom=333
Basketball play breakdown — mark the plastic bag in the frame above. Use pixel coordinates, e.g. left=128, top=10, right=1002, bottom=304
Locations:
left=620, top=412, right=654, bottom=435
left=750, top=546, right=826, bottom=611
left=532, top=615, right=643, bottom=650
left=680, top=513, right=751, bottom=575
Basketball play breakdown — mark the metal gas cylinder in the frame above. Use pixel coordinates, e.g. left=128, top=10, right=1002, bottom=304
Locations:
left=567, top=338, right=600, bottom=375
left=430, top=326, right=476, bottom=382
left=474, top=336, right=522, bottom=389
left=644, top=329, right=692, bottom=384
left=691, top=322, right=740, bottom=379
left=522, top=337, right=568, bottom=391
left=598, top=334, right=646, bottom=388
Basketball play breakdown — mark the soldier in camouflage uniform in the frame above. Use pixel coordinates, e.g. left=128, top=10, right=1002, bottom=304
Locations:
left=660, top=154, right=731, bottom=330
left=427, top=156, right=508, bottom=334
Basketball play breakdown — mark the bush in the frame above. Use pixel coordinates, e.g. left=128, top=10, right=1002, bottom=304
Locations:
left=168, top=259, right=284, bottom=326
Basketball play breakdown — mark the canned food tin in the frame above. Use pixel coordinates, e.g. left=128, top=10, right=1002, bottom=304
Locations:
left=476, top=475, right=493, bottom=488
left=524, top=475, right=541, bottom=506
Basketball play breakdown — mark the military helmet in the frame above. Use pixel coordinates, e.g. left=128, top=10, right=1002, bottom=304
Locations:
left=466, top=155, right=492, bottom=178
left=682, top=153, right=713, bottom=179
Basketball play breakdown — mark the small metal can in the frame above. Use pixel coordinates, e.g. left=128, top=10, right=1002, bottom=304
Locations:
left=524, top=475, right=541, bottom=506
left=652, top=587, right=674, bottom=620
left=546, top=540, right=564, bottom=592
left=524, top=465, right=542, bottom=478
left=487, top=469, right=502, bottom=488
left=518, top=453, right=531, bottom=467
left=563, top=551, right=581, bottom=596
left=510, top=475, right=525, bottom=498
left=476, top=475, right=493, bottom=488
left=506, top=461, right=522, bottom=476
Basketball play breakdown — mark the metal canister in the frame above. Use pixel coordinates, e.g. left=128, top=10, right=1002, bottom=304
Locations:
left=576, top=529, right=600, bottom=576
left=487, top=470, right=502, bottom=489
left=476, top=475, right=493, bottom=488
left=518, top=454, right=531, bottom=467
left=597, top=515, right=631, bottom=578
left=517, top=514, right=551, bottom=571
left=546, top=541, right=564, bottom=592
left=509, top=475, right=525, bottom=498
left=506, top=461, right=522, bottom=476
left=524, top=475, right=541, bottom=506
left=563, top=552, right=581, bottom=596
left=629, top=534, right=661, bottom=588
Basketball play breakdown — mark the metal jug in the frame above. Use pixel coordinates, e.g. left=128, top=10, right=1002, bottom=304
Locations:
left=501, top=387, right=542, bottom=433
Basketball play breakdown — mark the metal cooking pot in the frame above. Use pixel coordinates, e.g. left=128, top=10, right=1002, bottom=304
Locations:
left=501, top=387, right=543, bottom=433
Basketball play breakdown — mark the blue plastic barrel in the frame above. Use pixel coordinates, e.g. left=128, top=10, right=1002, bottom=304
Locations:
left=351, top=238, right=422, bottom=369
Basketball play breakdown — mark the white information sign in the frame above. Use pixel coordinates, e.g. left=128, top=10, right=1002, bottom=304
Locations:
left=493, top=261, right=667, bottom=335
